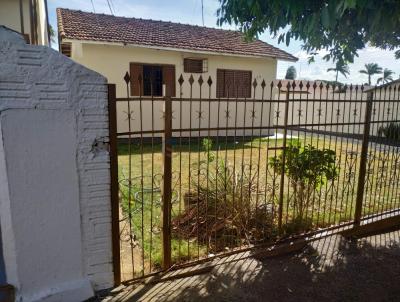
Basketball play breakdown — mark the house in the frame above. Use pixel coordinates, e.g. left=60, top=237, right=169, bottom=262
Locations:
left=0, top=0, right=50, bottom=46
left=57, top=8, right=297, bottom=135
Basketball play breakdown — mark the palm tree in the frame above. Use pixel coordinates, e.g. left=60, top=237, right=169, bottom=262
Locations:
left=377, top=68, right=395, bottom=84
left=359, top=63, right=382, bottom=85
left=285, top=66, right=297, bottom=80
left=327, top=61, right=350, bottom=82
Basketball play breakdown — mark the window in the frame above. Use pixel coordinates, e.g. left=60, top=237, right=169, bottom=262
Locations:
left=184, top=58, right=207, bottom=73
left=216, top=69, right=252, bottom=98
left=130, top=63, right=176, bottom=97
left=143, top=65, right=163, bottom=96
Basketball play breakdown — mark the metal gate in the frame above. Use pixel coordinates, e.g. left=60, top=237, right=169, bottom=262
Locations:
left=108, top=73, right=400, bottom=283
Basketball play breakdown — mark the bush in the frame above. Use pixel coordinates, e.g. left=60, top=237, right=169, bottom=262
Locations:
left=378, top=122, right=400, bottom=142
left=269, top=143, right=338, bottom=227
left=172, top=139, right=275, bottom=251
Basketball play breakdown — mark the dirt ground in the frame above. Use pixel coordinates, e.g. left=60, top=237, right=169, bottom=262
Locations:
left=95, top=228, right=400, bottom=302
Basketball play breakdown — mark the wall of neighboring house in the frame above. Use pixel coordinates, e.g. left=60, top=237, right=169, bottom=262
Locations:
left=0, top=0, right=48, bottom=45
left=0, top=27, right=113, bottom=301
left=69, top=41, right=277, bottom=136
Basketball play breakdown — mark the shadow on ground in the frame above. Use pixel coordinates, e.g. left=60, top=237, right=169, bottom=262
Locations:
left=101, top=229, right=400, bottom=302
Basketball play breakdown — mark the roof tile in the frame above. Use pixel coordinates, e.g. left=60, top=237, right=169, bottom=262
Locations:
left=57, top=8, right=297, bottom=61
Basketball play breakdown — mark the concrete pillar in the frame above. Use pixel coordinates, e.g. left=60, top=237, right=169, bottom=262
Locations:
left=0, top=26, right=114, bottom=301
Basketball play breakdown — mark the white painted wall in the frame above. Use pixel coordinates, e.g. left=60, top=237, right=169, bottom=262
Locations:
left=0, top=27, right=113, bottom=301
left=68, top=41, right=278, bottom=136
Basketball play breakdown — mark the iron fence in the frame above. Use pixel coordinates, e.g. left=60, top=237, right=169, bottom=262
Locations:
left=108, top=73, right=400, bottom=282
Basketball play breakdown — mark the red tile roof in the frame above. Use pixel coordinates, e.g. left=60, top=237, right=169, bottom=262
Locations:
left=57, top=8, right=297, bottom=61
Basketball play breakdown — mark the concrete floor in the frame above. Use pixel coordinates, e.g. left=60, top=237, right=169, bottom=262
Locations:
left=97, top=228, right=400, bottom=302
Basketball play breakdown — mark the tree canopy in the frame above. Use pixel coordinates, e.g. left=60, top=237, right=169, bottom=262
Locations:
left=217, top=0, right=400, bottom=63
left=285, top=66, right=297, bottom=80
left=359, top=63, right=382, bottom=85
left=327, top=61, right=350, bottom=82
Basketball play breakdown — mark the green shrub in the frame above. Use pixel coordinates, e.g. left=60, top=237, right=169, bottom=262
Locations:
left=378, top=122, right=400, bottom=142
left=269, top=143, right=338, bottom=226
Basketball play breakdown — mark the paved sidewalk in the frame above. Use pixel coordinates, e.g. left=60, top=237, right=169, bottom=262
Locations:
left=97, top=229, right=400, bottom=302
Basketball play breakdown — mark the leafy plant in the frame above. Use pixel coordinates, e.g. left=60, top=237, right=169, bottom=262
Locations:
left=285, top=66, right=297, bottom=80
left=327, top=61, right=350, bottom=82
left=377, top=68, right=395, bottom=85
left=378, top=122, right=400, bottom=142
left=269, top=143, right=338, bottom=224
left=217, top=0, right=400, bottom=63
left=173, top=139, right=275, bottom=251
left=359, top=63, right=382, bottom=86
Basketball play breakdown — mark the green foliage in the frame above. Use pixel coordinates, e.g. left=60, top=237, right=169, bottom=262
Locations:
left=378, top=122, right=400, bottom=142
left=285, top=66, right=297, bottom=80
left=359, top=63, right=382, bottom=85
left=377, top=68, right=395, bottom=85
left=327, top=61, right=350, bottom=82
left=202, top=138, right=215, bottom=163
left=174, top=141, right=276, bottom=250
left=269, top=143, right=338, bottom=222
left=217, top=0, right=400, bottom=63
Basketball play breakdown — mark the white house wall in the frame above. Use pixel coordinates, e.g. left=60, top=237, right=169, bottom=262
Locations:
left=71, top=42, right=277, bottom=137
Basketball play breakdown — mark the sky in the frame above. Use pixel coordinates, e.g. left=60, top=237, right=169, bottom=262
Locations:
left=48, top=0, right=400, bottom=85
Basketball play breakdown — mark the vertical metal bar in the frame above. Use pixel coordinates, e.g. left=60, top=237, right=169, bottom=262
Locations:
left=107, top=84, right=121, bottom=286
left=278, top=83, right=290, bottom=233
left=162, top=96, right=172, bottom=269
left=354, top=91, right=373, bottom=226
left=19, top=0, right=24, bottom=34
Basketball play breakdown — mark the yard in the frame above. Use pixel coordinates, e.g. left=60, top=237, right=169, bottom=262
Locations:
left=117, top=133, right=400, bottom=278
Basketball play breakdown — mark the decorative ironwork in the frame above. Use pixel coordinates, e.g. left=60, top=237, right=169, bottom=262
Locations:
left=110, top=74, right=400, bottom=282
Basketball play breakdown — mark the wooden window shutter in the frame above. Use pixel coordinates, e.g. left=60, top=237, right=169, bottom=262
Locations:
left=216, top=69, right=225, bottom=98
left=235, top=70, right=252, bottom=98
left=224, top=70, right=235, bottom=98
left=162, top=65, right=176, bottom=97
left=130, top=63, right=143, bottom=96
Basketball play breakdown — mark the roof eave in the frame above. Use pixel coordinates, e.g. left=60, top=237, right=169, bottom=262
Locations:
left=61, top=37, right=298, bottom=61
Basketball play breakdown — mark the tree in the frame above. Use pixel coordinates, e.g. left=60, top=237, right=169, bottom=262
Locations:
left=285, top=66, right=297, bottom=80
left=327, top=61, right=350, bottom=82
left=377, top=68, right=395, bottom=85
left=359, top=63, right=382, bottom=86
left=217, top=0, right=400, bottom=63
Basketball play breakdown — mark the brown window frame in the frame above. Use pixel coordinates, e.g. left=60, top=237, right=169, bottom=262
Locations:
left=183, top=58, right=207, bottom=73
left=216, top=69, right=252, bottom=98
left=129, top=63, right=176, bottom=97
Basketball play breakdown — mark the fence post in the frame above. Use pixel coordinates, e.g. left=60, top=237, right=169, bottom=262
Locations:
left=354, top=91, right=374, bottom=227
left=161, top=96, right=172, bottom=269
left=107, top=84, right=121, bottom=286
left=278, top=83, right=291, bottom=233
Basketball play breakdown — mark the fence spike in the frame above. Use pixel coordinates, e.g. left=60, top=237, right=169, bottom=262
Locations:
left=178, top=74, right=184, bottom=86
left=198, top=75, right=204, bottom=86
left=124, top=71, right=131, bottom=84
left=261, top=79, right=266, bottom=89
left=138, top=73, right=142, bottom=84
left=188, top=74, right=194, bottom=85
left=306, top=81, right=310, bottom=90
left=299, top=81, right=303, bottom=89
left=291, top=81, right=296, bottom=89
left=277, top=81, right=282, bottom=89
left=207, top=76, right=213, bottom=87
left=252, top=78, right=258, bottom=89
left=313, top=82, right=318, bottom=90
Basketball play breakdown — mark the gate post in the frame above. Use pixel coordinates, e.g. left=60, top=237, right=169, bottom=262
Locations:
left=278, top=82, right=291, bottom=233
left=108, top=84, right=121, bottom=285
left=354, top=90, right=374, bottom=227
left=162, top=96, right=172, bottom=269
